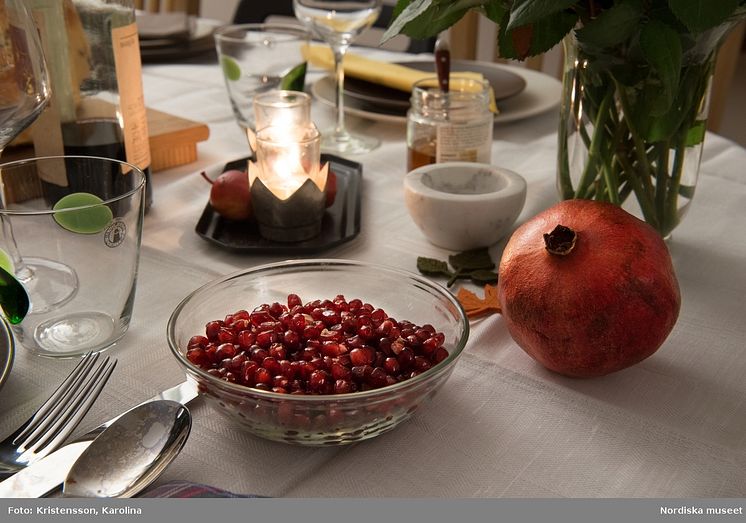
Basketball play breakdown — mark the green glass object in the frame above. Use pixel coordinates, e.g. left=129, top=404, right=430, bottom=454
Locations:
left=0, top=266, right=29, bottom=325
left=53, top=193, right=113, bottom=234
left=0, top=248, right=13, bottom=275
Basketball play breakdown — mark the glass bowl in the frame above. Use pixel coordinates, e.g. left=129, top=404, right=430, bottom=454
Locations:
left=167, top=259, right=469, bottom=445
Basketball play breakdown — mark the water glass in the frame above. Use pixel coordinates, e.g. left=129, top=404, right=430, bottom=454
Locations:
left=214, top=23, right=311, bottom=135
left=0, top=156, right=145, bottom=357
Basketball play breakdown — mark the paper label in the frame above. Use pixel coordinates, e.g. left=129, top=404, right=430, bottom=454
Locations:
left=28, top=7, right=67, bottom=187
left=111, top=22, right=151, bottom=171
left=436, top=120, right=493, bottom=164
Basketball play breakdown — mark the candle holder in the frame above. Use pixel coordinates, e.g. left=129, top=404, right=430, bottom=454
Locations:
left=248, top=91, right=312, bottom=155
left=249, top=124, right=328, bottom=242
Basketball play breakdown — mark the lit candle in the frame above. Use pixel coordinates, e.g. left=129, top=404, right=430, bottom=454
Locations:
left=249, top=123, right=328, bottom=242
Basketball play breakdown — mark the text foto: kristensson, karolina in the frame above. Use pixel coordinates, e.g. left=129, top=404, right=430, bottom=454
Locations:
left=8, top=506, right=142, bottom=516
left=661, top=506, right=743, bottom=515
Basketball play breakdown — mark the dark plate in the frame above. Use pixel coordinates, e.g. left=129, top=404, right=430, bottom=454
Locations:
left=139, top=20, right=218, bottom=63
left=195, top=154, right=361, bottom=254
left=343, top=59, right=528, bottom=111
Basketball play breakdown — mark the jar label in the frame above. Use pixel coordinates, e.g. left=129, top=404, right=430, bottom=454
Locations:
left=436, top=121, right=493, bottom=163
left=112, top=23, right=151, bottom=172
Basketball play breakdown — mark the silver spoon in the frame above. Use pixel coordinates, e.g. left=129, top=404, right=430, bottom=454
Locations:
left=63, top=400, right=191, bottom=498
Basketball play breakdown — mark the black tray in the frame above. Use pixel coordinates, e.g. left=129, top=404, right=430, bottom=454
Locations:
left=195, top=154, right=362, bottom=254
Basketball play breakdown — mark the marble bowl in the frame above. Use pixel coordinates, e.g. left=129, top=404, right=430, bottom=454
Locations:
left=404, top=162, right=527, bottom=250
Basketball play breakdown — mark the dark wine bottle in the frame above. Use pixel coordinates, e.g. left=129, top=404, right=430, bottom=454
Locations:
left=26, top=0, right=153, bottom=211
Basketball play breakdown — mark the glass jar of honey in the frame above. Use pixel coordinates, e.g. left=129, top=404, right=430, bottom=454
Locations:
left=406, top=77, right=493, bottom=171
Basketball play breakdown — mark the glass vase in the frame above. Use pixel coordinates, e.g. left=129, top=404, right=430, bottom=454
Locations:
left=556, top=25, right=738, bottom=238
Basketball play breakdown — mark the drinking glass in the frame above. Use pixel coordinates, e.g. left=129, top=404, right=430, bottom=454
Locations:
left=0, top=0, right=50, bottom=151
left=0, top=156, right=145, bottom=357
left=293, top=0, right=382, bottom=155
left=214, top=23, right=311, bottom=150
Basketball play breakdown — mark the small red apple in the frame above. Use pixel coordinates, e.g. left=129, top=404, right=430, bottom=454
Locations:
left=201, top=169, right=252, bottom=221
left=325, top=170, right=337, bottom=208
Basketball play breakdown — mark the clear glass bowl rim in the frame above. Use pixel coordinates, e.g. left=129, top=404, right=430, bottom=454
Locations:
left=167, top=258, right=470, bottom=403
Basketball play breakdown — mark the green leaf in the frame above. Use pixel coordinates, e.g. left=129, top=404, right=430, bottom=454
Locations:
left=684, top=120, right=706, bottom=146
left=481, top=0, right=508, bottom=24
left=669, top=0, right=739, bottom=33
left=280, top=62, right=306, bottom=90
left=506, top=0, right=576, bottom=31
left=576, top=3, right=642, bottom=49
left=469, top=269, right=499, bottom=285
left=448, top=248, right=494, bottom=271
left=417, top=256, right=454, bottom=278
left=382, top=0, right=434, bottom=41
left=639, top=20, right=682, bottom=113
left=499, top=10, right=576, bottom=59
left=383, top=0, right=482, bottom=41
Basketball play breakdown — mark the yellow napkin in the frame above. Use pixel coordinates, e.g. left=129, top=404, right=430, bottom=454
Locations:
left=303, top=45, right=497, bottom=113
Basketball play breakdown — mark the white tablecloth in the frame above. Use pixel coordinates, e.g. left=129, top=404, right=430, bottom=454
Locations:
left=2, top=49, right=746, bottom=498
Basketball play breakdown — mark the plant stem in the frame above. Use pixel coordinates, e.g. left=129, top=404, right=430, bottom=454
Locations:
left=574, top=87, right=613, bottom=199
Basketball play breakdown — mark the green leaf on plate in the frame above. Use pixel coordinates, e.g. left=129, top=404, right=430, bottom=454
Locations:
left=53, top=193, right=113, bottom=234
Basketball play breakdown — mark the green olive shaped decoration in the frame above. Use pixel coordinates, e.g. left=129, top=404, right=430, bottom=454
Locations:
left=53, top=193, right=114, bottom=234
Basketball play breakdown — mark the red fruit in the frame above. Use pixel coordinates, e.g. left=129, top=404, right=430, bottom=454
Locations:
left=201, top=169, right=252, bottom=221
left=497, top=200, right=681, bottom=378
left=325, top=171, right=337, bottom=207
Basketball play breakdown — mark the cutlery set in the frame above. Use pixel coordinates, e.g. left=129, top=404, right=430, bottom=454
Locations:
left=0, top=356, right=196, bottom=498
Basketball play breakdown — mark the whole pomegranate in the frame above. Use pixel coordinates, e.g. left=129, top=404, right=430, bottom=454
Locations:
left=498, top=200, right=680, bottom=378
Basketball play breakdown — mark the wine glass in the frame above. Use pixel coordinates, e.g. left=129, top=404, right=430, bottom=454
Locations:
left=0, top=0, right=79, bottom=316
left=293, top=0, right=382, bottom=155
left=0, top=0, right=49, bottom=150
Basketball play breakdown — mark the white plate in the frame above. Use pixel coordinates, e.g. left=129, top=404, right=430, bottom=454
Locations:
left=311, top=62, right=563, bottom=125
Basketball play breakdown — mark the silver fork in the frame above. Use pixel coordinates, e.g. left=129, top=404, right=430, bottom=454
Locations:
left=0, top=352, right=116, bottom=479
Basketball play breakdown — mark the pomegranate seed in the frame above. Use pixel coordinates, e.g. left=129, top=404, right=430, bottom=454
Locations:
left=255, top=330, right=275, bottom=348
left=334, top=379, right=355, bottom=394
left=215, top=343, right=237, bottom=360
left=269, top=343, right=288, bottom=360
left=236, top=330, right=255, bottom=349
left=349, top=348, right=372, bottom=366
left=205, top=321, right=222, bottom=339
left=288, top=294, right=303, bottom=308
left=217, top=329, right=236, bottom=344
left=188, top=335, right=209, bottom=348
left=262, top=357, right=282, bottom=376
left=384, top=357, right=400, bottom=375
left=255, top=368, right=272, bottom=385
left=433, top=347, right=449, bottom=364
left=187, top=349, right=210, bottom=367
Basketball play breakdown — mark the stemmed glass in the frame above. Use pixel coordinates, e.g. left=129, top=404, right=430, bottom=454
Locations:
left=293, top=0, right=382, bottom=155
left=0, top=0, right=79, bottom=315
